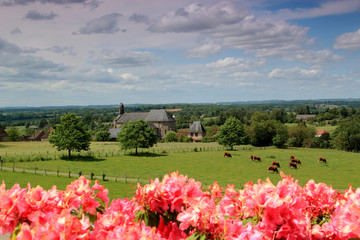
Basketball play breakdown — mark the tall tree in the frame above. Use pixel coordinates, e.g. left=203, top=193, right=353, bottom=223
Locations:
left=7, top=127, right=20, bottom=141
left=333, top=116, right=360, bottom=152
left=117, top=120, right=157, bottom=155
left=49, top=113, right=91, bottom=157
left=216, top=117, right=250, bottom=150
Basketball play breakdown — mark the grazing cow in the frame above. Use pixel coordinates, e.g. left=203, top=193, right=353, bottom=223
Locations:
left=224, top=152, right=232, bottom=158
left=318, top=157, right=327, bottom=163
left=291, top=159, right=301, bottom=165
left=289, top=162, right=297, bottom=169
left=249, top=155, right=254, bottom=161
left=253, top=156, right=261, bottom=162
left=272, top=161, right=280, bottom=167
left=267, top=165, right=278, bottom=173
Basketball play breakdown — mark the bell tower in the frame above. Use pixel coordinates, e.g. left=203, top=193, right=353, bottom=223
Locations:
left=119, top=103, right=124, bottom=115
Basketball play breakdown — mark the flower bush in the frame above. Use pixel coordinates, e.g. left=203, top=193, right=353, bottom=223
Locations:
left=1, top=172, right=360, bottom=239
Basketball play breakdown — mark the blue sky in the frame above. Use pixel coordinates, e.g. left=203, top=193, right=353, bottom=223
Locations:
left=0, top=0, right=359, bottom=107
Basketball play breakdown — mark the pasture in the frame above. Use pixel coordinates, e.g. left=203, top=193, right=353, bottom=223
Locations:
left=1, top=142, right=360, bottom=199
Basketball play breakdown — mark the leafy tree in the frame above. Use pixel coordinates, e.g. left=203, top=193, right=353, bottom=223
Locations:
left=164, top=131, right=177, bottom=142
left=333, top=116, right=360, bottom=152
left=178, top=133, right=191, bottom=142
left=49, top=113, right=91, bottom=157
left=117, top=120, right=157, bottom=155
left=272, top=123, right=289, bottom=148
left=313, top=132, right=331, bottom=149
left=248, top=120, right=277, bottom=146
left=7, top=127, right=20, bottom=141
left=38, top=118, right=48, bottom=128
left=216, top=117, right=250, bottom=150
left=288, top=124, right=315, bottom=147
left=95, top=131, right=111, bottom=141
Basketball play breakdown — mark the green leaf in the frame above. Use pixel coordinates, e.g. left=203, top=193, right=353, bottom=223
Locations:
left=185, top=232, right=208, bottom=240
left=11, top=222, right=22, bottom=240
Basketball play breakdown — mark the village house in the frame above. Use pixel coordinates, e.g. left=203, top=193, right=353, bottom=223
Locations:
left=112, top=103, right=176, bottom=140
left=188, top=121, right=206, bottom=142
left=316, top=129, right=330, bottom=137
left=0, top=126, right=8, bottom=142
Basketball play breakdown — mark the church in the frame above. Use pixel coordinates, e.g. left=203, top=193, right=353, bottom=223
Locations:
left=112, top=103, right=176, bottom=140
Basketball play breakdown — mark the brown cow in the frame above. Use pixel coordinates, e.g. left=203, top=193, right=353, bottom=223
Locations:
left=224, top=152, right=232, bottom=158
left=289, top=162, right=297, bottom=169
left=253, top=156, right=261, bottom=162
left=318, top=157, right=327, bottom=163
left=291, top=159, right=301, bottom=165
left=272, top=161, right=280, bottom=167
left=267, top=165, right=278, bottom=173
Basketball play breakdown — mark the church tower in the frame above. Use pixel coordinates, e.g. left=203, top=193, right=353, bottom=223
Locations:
left=119, top=103, right=124, bottom=115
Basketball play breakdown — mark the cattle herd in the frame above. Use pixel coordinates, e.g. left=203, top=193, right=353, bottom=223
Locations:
left=225, top=153, right=327, bottom=174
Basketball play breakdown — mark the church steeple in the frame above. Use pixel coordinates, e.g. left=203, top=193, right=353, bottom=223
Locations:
left=119, top=103, right=124, bottom=115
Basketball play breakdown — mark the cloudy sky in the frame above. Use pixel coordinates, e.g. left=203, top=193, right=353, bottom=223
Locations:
left=0, top=0, right=359, bottom=107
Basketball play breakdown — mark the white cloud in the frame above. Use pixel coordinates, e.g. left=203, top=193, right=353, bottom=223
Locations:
left=207, top=15, right=309, bottom=58
left=334, top=28, right=360, bottom=50
left=186, top=42, right=222, bottom=58
left=121, top=73, right=139, bottom=81
left=269, top=67, right=322, bottom=79
left=205, top=57, right=265, bottom=70
left=293, top=49, right=343, bottom=64
left=77, top=13, right=123, bottom=34
left=148, top=2, right=246, bottom=33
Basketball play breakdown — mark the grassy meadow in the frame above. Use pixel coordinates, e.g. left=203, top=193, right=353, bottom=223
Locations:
left=1, top=141, right=360, bottom=200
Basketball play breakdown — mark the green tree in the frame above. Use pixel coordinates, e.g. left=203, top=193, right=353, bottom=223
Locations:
left=288, top=124, right=315, bottom=147
left=95, top=131, right=111, bottom=141
left=216, top=117, right=249, bottom=150
left=164, top=131, right=177, bottom=142
left=49, top=113, right=91, bottom=157
left=7, top=127, right=20, bottom=141
left=38, top=118, right=48, bottom=128
left=117, top=120, right=157, bottom=155
left=333, top=116, right=360, bottom=152
left=272, top=123, right=289, bottom=148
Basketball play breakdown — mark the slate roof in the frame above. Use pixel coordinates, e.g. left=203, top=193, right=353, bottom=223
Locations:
left=109, top=128, right=121, bottom=139
left=115, top=109, right=175, bottom=124
left=0, top=127, right=8, bottom=137
left=116, top=112, right=149, bottom=124
left=296, top=114, right=316, bottom=120
left=145, top=110, right=175, bottom=122
left=188, top=121, right=206, bottom=133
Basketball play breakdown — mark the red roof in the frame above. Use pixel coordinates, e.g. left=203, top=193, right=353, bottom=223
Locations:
left=316, top=130, right=330, bottom=135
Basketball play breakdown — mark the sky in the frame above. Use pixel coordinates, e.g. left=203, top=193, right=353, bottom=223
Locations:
left=0, top=0, right=360, bottom=107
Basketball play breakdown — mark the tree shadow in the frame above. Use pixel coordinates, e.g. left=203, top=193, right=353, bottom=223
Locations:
left=60, top=155, right=106, bottom=162
left=126, top=152, right=167, bottom=157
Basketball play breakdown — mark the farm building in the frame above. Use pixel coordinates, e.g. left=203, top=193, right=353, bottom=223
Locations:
left=113, top=103, right=176, bottom=140
left=0, top=126, right=8, bottom=142
left=188, top=121, right=206, bottom=142
left=28, top=130, right=45, bottom=141
left=109, top=128, right=121, bottom=141
left=296, top=114, right=316, bottom=121
left=316, top=129, right=330, bottom=137
left=41, top=127, right=56, bottom=141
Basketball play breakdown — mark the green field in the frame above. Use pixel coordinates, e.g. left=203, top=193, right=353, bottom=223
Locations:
left=1, top=142, right=360, bottom=200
